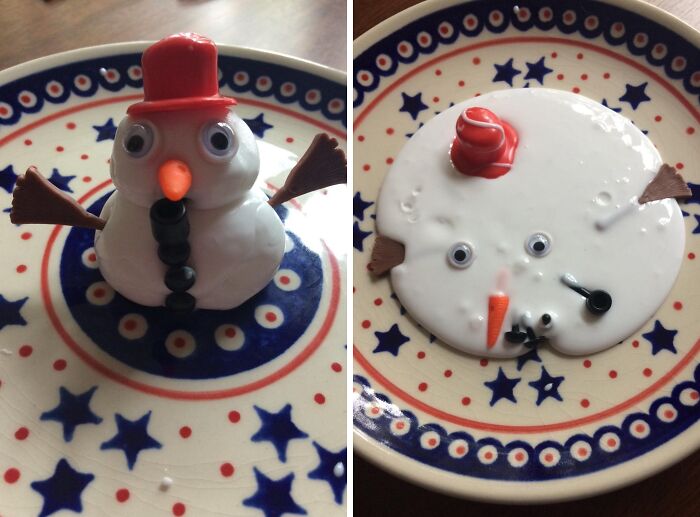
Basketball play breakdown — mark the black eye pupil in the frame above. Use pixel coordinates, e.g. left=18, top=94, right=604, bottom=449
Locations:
left=126, top=135, right=144, bottom=153
left=533, top=241, right=545, bottom=252
left=210, top=131, right=229, bottom=150
left=453, top=249, right=467, bottom=262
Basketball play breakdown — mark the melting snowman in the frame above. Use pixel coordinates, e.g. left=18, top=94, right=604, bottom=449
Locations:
left=372, top=88, right=690, bottom=358
left=11, top=33, right=345, bottom=312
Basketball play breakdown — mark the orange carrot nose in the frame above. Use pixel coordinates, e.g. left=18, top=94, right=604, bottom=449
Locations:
left=158, top=160, right=192, bottom=201
left=487, top=294, right=510, bottom=349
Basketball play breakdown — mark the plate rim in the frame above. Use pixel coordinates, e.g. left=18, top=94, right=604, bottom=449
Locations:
left=355, top=423, right=700, bottom=504
left=352, top=0, right=700, bottom=503
left=353, top=0, right=700, bottom=57
left=0, top=40, right=346, bottom=90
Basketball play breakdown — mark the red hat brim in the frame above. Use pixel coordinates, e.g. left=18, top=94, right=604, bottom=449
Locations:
left=127, top=95, right=237, bottom=116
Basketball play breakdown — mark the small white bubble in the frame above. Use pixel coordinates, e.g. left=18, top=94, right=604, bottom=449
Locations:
left=159, top=477, right=173, bottom=491
left=513, top=257, right=530, bottom=274
left=469, top=314, right=485, bottom=331
left=333, top=462, right=345, bottom=477
left=595, top=191, right=612, bottom=206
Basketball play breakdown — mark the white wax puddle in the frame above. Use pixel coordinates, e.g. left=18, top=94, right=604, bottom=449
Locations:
left=376, top=88, right=685, bottom=358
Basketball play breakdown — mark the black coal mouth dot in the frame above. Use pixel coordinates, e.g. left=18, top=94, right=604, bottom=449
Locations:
left=587, top=290, right=613, bottom=314
left=150, top=198, right=185, bottom=224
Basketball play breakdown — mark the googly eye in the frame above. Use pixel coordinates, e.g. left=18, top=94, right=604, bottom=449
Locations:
left=122, top=123, right=154, bottom=158
left=447, top=242, right=475, bottom=268
left=525, top=232, right=552, bottom=257
left=201, top=121, right=238, bottom=158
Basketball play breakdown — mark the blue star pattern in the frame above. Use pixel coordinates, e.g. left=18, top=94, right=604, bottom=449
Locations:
left=600, top=98, right=623, bottom=113
left=642, top=320, right=678, bottom=355
left=399, top=92, right=428, bottom=120
left=48, top=168, right=76, bottom=193
left=308, top=442, right=346, bottom=504
left=516, top=347, right=542, bottom=371
left=353, top=221, right=371, bottom=252
left=0, top=294, right=28, bottom=330
left=484, top=367, right=520, bottom=406
left=619, top=82, right=651, bottom=110
left=251, top=404, right=308, bottom=462
left=492, top=58, right=521, bottom=86
left=528, top=367, right=565, bottom=405
left=693, top=214, right=700, bottom=234
left=389, top=293, right=407, bottom=316
left=406, top=121, right=424, bottom=138
left=523, top=57, right=552, bottom=85
left=100, top=411, right=162, bottom=470
left=40, top=386, right=102, bottom=442
left=373, top=324, right=410, bottom=356
left=243, top=113, right=274, bottom=138
left=31, top=458, right=94, bottom=517
left=0, top=164, right=18, bottom=193
left=92, top=118, right=117, bottom=141
left=686, top=182, right=700, bottom=205
left=353, top=192, right=373, bottom=221
left=243, top=468, right=307, bottom=517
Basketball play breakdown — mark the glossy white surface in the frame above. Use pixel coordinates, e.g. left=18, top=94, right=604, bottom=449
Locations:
left=377, top=88, right=685, bottom=357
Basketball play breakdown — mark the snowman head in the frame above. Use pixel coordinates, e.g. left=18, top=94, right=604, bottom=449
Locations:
left=110, top=33, right=258, bottom=209
left=111, top=107, right=259, bottom=209
left=376, top=89, right=686, bottom=359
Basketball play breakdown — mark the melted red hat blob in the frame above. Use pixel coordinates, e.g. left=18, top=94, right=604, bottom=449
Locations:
left=450, top=107, right=518, bottom=179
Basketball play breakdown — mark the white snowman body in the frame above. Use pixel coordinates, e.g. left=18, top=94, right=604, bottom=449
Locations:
left=95, top=107, right=290, bottom=310
left=377, top=88, right=686, bottom=358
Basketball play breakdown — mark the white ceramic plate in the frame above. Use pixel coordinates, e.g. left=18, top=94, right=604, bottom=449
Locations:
left=0, top=43, right=347, bottom=516
left=353, top=0, right=700, bottom=503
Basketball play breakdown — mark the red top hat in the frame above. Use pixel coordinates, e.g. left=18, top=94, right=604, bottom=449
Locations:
left=450, top=107, right=518, bottom=179
left=128, top=33, right=236, bottom=115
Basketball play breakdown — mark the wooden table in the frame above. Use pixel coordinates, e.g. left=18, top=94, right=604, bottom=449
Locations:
left=0, top=0, right=346, bottom=72
left=354, top=1, right=700, bottom=516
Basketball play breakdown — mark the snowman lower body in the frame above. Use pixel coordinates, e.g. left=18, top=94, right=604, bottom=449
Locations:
left=94, top=191, right=285, bottom=310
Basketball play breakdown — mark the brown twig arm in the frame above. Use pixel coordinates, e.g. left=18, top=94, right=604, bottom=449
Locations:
left=10, top=166, right=106, bottom=230
left=268, top=133, right=347, bottom=207
left=370, top=235, right=405, bottom=276
left=638, top=163, right=692, bottom=204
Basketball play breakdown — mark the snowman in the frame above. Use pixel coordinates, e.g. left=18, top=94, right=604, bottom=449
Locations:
left=372, top=88, right=690, bottom=358
left=11, top=33, right=345, bottom=312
